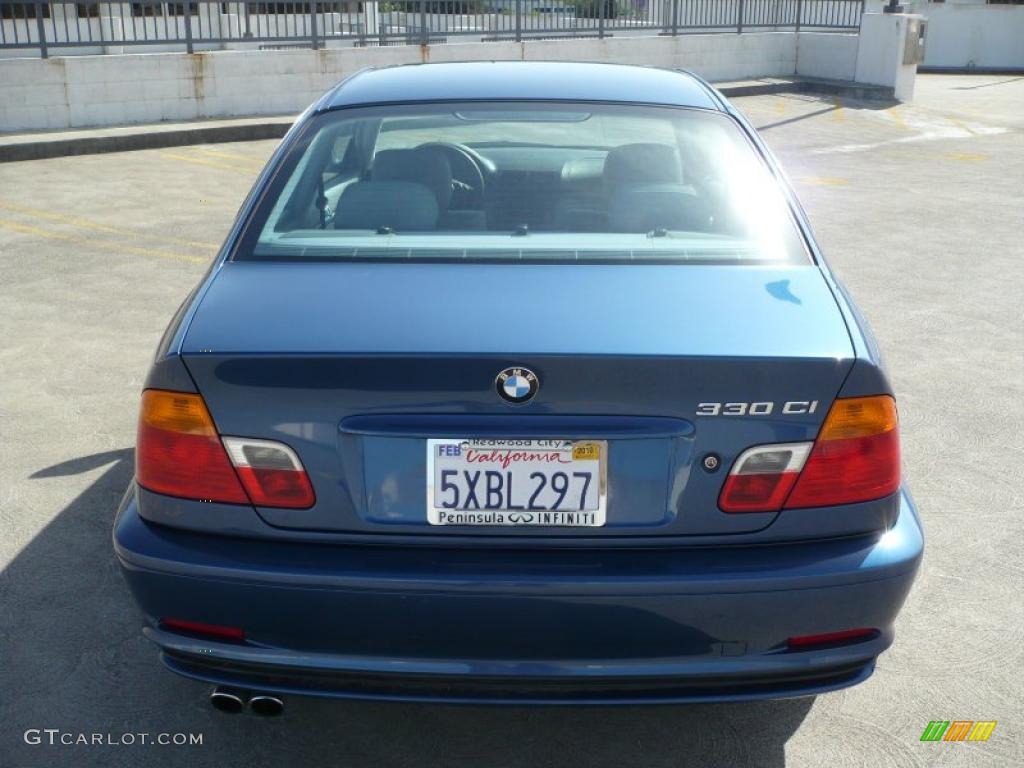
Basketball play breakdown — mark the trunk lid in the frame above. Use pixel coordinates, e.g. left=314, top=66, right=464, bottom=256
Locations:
left=181, top=262, right=853, bottom=538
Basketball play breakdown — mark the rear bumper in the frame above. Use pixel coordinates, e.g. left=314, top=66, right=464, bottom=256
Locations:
left=113, top=486, right=923, bottom=704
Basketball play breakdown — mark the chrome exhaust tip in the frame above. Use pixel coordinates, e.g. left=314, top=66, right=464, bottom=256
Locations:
left=248, top=694, right=285, bottom=717
left=209, top=687, right=247, bottom=714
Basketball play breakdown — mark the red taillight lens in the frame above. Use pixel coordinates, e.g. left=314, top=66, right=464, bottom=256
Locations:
left=787, top=628, right=877, bottom=649
left=136, top=390, right=249, bottom=504
left=785, top=395, right=900, bottom=509
left=222, top=437, right=316, bottom=509
left=160, top=618, right=245, bottom=641
left=719, top=442, right=812, bottom=513
left=137, top=391, right=315, bottom=509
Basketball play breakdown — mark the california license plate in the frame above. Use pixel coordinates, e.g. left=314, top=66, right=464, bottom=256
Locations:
left=426, top=439, right=607, bottom=527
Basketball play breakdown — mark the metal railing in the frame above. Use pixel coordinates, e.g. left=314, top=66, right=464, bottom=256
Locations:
left=1, top=1, right=865, bottom=58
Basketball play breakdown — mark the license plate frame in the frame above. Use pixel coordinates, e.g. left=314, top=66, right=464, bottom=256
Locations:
left=426, top=438, right=608, bottom=527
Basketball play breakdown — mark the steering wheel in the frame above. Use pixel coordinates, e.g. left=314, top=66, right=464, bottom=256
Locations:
left=418, top=142, right=488, bottom=210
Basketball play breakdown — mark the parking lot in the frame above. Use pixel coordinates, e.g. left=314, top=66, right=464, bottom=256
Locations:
left=1, top=73, right=1022, bottom=767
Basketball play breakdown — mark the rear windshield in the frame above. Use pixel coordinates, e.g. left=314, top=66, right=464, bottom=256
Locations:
left=238, top=102, right=809, bottom=265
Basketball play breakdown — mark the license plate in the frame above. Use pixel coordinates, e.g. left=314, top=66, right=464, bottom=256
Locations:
left=426, top=439, right=607, bottom=527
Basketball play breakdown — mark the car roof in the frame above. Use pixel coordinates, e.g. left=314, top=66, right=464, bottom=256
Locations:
left=321, top=61, right=722, bottom=111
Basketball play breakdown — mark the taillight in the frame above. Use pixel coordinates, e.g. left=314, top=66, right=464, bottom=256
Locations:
left=785, top=395, right=899, bottom=508
left=137, top=390, right=249, bottom=504
left=719, top=395, right=900, bottom=513
left=222, top=437, right=316, bottom=509
left=719, top=442, right=812, bottom=513
left=137, top=389, right=315, bottom=509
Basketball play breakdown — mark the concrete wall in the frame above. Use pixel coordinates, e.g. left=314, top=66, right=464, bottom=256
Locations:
left=854, top=12, right=921, bottom=102
left=796, top=31, right=860, bottom=81
left=1, top=32, right=818, bottom=132
left=906, top=2, right=1024, bottom=70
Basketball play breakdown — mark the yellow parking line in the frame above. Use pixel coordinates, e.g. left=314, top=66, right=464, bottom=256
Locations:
left=945, top=152, right=989, bottom=163
left=192, top=147, right=265, bottom=167
left=162, top=152, right=257, bottom=175
left=948, top=116, right=977, bottom=136
left=831, top=96, right=845, bottom=122
left=0, top=219, right=207, bottom=264
left=799, top=176, right=851, bottom=187
left=0, top=200, right=220, bottom=250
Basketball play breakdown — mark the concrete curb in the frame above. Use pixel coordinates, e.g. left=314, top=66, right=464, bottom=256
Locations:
left=718, top=78, right=895, bottom=101
left=918, top=66, right=1024, bottom=76
left=0, top=78, right=893, bottom=164
left=0, top=119, right=295, bottom=163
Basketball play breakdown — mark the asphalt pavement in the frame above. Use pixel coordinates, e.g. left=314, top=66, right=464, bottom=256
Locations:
left=1, top=73, right=1022, bottom=767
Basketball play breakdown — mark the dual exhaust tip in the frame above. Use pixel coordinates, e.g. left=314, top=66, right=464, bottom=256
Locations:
left=210, top=687, right=284, bottom=716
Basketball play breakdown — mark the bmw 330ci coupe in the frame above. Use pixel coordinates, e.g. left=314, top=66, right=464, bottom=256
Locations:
left=113, top=61, right=923, bottom=712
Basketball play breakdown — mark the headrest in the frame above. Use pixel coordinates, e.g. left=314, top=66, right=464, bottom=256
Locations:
left=603, top=143, right=683, bottom=190
left=372, top=147, right=453, bottom=211
left=334, top=181, right=440, bottom=231
left=607, top=183, right=711, bottom=233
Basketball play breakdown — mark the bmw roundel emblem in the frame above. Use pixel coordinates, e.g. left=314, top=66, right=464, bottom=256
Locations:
left=496, top=367, right=539, bottom=404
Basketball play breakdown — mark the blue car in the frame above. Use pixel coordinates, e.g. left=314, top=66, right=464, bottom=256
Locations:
left=113, top=62, right=923, bottom=713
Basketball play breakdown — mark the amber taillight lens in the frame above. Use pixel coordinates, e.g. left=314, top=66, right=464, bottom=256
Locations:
left=136, top=390, right=249, bottom=504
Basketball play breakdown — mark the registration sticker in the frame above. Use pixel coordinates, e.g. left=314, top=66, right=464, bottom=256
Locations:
left=572, top=442, right=601, bottom=461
